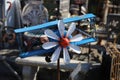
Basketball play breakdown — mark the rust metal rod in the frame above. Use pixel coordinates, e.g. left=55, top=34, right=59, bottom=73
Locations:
left=57, top=59, right=60, bottom=80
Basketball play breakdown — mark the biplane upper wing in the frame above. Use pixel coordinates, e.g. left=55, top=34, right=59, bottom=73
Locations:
left=14, top=13, right=95, bottom=33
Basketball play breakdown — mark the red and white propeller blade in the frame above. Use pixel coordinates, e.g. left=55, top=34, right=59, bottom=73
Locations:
left=70, top=34, right=83, bottom=42
left=58, top=20, right=65, bottom=37
left=63, top=48, right=70, bottom=63
left=66, top=23, right=76, bottom=37
left=42, top=42, right=58, bottom=49
left=69, top=44, right=81, bottom=54
left=51, top=47, right=61, bottom=62
left=45, top=29, right=59, bottom=40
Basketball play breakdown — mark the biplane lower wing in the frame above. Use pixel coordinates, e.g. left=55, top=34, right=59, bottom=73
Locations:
left=20, top=37, right=96, bottom=58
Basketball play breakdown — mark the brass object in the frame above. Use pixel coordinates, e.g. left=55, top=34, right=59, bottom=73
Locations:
left=105, top=33, right=120, bottom=80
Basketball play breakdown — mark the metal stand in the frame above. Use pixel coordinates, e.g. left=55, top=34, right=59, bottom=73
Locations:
left=56, top=0, right=61, bottom=80
left=0, top=49, right=21, bottom=80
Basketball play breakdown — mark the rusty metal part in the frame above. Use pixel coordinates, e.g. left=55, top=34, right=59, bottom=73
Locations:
left=105, top=33, right=120, bottom=80
left=3, top=32, right=16, bottom=43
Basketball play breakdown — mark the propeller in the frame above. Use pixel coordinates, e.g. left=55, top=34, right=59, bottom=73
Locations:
left=66, top=23, right=76, bottom=37
left=42, top=42, right=58, bottom=49
left=69, top=44, right=81, bottom=54
left=42, top=20, right=82, bottom=63
left=45, top=29, right=59, bottom=40
left=58, top=20, right=65, bottom=37
left=51, top=47, right=61, bottom=62
left=63, top=48, right=70, bottom=63
left=70, top=34, right=83, bottom=42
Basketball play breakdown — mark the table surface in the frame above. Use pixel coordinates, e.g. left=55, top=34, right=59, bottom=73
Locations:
left=15, top=56, right=88, bottom=71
